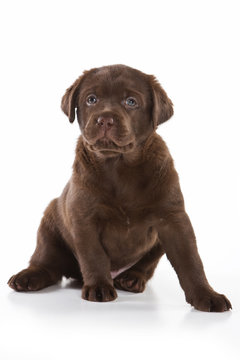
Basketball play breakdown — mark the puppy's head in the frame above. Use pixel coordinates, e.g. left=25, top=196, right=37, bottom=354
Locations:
left=61, top=65, right=173, bottom=157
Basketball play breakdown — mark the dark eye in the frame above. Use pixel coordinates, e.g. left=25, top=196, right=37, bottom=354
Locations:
left=125, top=97, right=137, bottom=108
left=86, top=94, right=98, bottom=105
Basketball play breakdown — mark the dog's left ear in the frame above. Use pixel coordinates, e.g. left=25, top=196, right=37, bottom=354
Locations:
left=148, top=75, right=174, bottom=129
left=61, top=72, right=89, bottom=123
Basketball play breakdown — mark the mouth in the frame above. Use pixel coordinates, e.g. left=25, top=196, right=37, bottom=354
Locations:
left=87, top=138, right=134, bottom=153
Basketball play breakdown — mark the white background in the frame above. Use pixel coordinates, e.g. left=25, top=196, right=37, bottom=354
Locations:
left=0, top=0, right=239, bottom=359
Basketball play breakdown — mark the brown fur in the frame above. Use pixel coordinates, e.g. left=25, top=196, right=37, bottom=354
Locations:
left=8, top=65, right=231, bottom=311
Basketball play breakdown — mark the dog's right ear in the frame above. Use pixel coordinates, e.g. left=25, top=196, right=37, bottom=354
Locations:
left=61, top=73, right=86, bottom=123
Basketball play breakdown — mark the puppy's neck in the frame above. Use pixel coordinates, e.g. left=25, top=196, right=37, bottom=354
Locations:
left=76, top=136, right=150, bottom=169
left=73, top=133, right=169, bottom=181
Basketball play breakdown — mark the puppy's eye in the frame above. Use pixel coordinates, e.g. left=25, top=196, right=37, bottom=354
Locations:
left=86, top=94, right=98, bottom=105
left=125, top=97, right=137, bottom=108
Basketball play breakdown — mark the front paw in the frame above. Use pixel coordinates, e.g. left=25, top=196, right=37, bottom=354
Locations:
left=82, top=283, right=117, bottom=302
left=187, top=289, right=232, bottom=312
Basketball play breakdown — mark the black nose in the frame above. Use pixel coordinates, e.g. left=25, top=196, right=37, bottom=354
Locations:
left=97, top=116, right=114, bottom=130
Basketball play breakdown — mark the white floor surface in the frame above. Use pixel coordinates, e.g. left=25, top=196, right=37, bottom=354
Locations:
left=1, top=258, right=239, bottom=360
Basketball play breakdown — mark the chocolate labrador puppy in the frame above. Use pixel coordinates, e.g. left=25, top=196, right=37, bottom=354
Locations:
left=8, top=65, right=231, bottom=312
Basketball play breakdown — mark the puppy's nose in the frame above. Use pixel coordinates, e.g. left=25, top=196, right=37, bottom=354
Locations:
left=97, top=116, right=114, bottom=130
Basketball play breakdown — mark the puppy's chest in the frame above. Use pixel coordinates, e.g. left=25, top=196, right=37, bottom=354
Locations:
left=96, top=176, right=162, bottom=228
left=93, top=170, right=162, bottom=257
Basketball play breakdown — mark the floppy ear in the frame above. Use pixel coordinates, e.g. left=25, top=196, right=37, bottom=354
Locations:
left=61, top=74, right=85, bottom=123
left=148, top=75, right=174, bottom=129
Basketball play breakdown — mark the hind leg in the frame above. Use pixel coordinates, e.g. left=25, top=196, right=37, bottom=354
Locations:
left=8, top=265, right=59, bottom=291
left=8, top=200, right=82, bottom=292
left=114, top=242, right=164, bottom=293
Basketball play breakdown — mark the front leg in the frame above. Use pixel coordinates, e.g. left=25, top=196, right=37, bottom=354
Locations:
left=72, top=225, right=117, bottom=302
left=158, top=211, right=232, bottom=312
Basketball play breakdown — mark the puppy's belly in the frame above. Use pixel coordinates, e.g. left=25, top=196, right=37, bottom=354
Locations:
left=101, top=223, right=158, bottom=273
left=110, top=260, right=138, bottom=279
